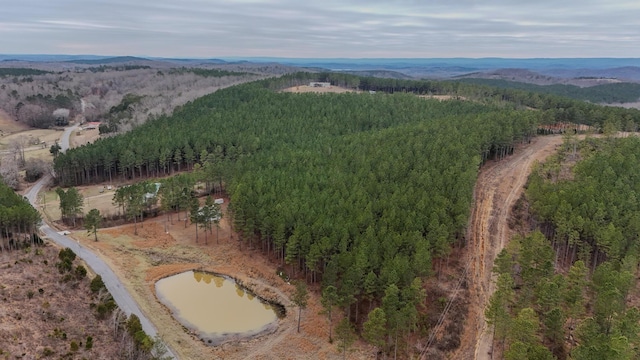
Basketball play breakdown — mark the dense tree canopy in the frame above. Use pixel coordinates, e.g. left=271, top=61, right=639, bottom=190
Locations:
left=457, top=78, right=640, bottom=104
left=527, top=136, right=640, bottom=266
left=488, top=136, right=640, bottom=359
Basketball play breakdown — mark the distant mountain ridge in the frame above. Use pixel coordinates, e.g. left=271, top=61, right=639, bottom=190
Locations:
left=456, top=68, right=639, bottom=86
left=64, top=56, right=151, bottom=64
left=0, top=54, right=638, bottom=84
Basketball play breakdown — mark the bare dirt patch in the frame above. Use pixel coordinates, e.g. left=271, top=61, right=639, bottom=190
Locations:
left=453, top=135, right=564, bottom=360
left=70, top=127, right=101, bottom=148
left=0, top=245, right=121, bottom=359
left=281, top=85, right=359, bottom=94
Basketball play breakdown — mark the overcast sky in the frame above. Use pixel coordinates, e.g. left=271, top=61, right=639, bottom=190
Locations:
left=1, top=0, right=639, bottom=58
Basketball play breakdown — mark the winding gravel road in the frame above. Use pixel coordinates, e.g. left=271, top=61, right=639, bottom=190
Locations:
left=24, top=124, right=176, bottom=359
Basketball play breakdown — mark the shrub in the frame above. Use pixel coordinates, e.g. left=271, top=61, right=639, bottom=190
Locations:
left=70, top=341, right=78, bottom=352
left=95, top=303, right=109, bottom=319
left=27, top=290, right=34, bottom=299
left=75, top=265, right=87, bottom=279
left=42, top=348, right=54, bottom=356
left=58, top=248, right=76, bottom=262
left=56, top=259, right=73, bottom=274
left=85, top=336, right=93, bottom=350
left=90, top=275, right=105, bottom=293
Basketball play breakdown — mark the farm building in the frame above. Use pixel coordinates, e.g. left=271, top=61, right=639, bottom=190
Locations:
left=309, top=82, right=331, bottom=88
left=82, top=122, right=101, bottom=130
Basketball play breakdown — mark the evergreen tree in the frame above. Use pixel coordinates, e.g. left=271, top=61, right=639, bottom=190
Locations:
left=84, top=208, right=102, bottom=242
left=292, top=281, right=309, bottom=333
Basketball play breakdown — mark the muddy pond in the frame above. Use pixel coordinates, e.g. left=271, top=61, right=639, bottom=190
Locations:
left=155, top=270, right=279, bottom=345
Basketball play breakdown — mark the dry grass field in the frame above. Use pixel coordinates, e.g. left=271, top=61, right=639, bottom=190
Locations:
left=281, top=85, right=359, bottom=94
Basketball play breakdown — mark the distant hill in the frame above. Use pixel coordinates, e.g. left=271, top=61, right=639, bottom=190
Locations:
left=1, top=55, right=638, bottom=82
left=157, top=58, right=228, bottom=65
left=338, top=69, right=414, bottom=79
left=64, top=56, right=150, bottom=64
left=538, top=66, right=640, bottom=81
left=0, top=54, right=109, bottom=62
left=455, top=68, right=631, bottom=87
left=456, top=78, right=640, bottom=104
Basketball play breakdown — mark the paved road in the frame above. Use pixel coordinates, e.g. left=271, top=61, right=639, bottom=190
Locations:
left=24, top=124, right=176, bottom=359
left=0, top=124, right=78, bottom=156
left=59, top=123, right=79, bottom=152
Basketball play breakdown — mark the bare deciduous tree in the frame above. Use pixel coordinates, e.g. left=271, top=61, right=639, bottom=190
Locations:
left=0, top=155, right=20, bottom=189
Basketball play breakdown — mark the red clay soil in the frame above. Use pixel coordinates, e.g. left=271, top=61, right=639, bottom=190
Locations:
left=453, top=135, right=563, bottom=360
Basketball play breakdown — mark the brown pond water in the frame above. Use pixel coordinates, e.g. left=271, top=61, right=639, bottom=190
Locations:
left=155, top=271, right=278, bottom=343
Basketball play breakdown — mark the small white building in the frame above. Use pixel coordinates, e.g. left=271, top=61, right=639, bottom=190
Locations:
left=309, top=82, right=331, bottom=88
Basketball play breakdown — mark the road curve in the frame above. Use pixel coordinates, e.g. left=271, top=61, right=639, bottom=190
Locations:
left=59, top=123, right=79, bottom=152
left=24, top=124, right=176, bottom=359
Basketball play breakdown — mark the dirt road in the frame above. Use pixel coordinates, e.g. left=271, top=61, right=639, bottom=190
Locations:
left=455, top=135, right=563, bottom=360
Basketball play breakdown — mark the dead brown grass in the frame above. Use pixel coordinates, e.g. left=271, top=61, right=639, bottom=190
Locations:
left=281, top=85, right=359, bottom=94
left=70, top=127, right=101, bottom=148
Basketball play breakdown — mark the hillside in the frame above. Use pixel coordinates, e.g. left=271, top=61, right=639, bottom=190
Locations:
left=456, top=77, right=640, bottom=104
left=457, top=68, right=627, bottom=87
left=0, top=64, right=265, bottom=132
left=0, top=245, right=123, bottom=359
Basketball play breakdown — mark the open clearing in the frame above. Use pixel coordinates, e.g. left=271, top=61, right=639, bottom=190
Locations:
left=70, top=127, right=101, bottom=148
left=0, top=128, right=61, bottom=151
left=281, top=85, right=359, bottom=94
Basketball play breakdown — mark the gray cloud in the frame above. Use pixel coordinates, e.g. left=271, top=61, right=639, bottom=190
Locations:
left=0, top=0, right=638, bottom=57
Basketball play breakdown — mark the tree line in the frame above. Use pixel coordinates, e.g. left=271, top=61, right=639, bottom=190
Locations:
left=458, top=78, right=640, bottom=104
left=0, top=67, right=52, bottom=77
left=0, top=181, right=41, bottom=252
